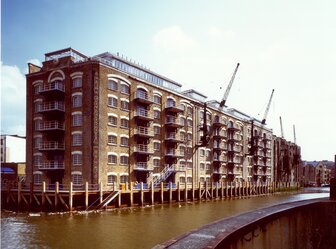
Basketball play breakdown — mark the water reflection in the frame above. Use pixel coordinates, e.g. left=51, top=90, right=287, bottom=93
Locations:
left=1, top=188, right=329, bottom=249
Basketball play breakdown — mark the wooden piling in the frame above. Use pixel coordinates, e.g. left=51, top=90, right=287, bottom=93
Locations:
left=42, top=181, right=46, bottom=211
left=177, top=182, right=180, bottom=202
left=55, top=182, right=59, bottom=211
left=140, top=182, right=144, bottom=206
left=99, top=182, right=103, bottom=204
left=169, top=182, right=172, bottom=203
left=85, top=182, right=88, bottom=210
left=160, top=182, right=164, bottom=204
left=151, top=182, right=154, bottom=205
left=69, top=182, right=73, bottom=212
left=130, top=182, right=133, bottom=206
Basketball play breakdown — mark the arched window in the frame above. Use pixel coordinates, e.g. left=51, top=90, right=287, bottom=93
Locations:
left=72, top=172, right=82, bottom=185
left=166, top=98, right=176, bottom=107
left=120, top=155, right=129, bottom=165
left=72, top=151, right=82, bottom=166
left=136, top=88, right=148, bottom=100
left=107, top=174, right=117, bottom=185
left=33, top=172, right=42, bottom=185
left=120, top=83, right=130, bottom=94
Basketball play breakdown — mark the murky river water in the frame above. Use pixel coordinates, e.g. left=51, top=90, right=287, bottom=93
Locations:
left=1, top=188, right=329, bottom=249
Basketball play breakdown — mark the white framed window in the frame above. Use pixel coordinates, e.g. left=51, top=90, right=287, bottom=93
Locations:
left=34, top=155, right=42, bottom=167
left=72, top=152, right=82, bottom=166
left=180, top=132, right=186, bottom=141
left=153, top=159, right=160, bottom=167
left=187, top=162, right=192, bottom=169
left=200, top=149, right=205, bottom=157
left=154, top=126, right=161, bottom=135
left=180, top=117, right=186, bottom=126
left=120, top=137, right=129, bottom=147
left=108, top=80, right=118, bottom=91
left=108, top=115, right=117, bottom=126
left=72, top=94, right=82, bottom=108
left=108, top=154, right=117, bottom=164
left=187, top=133, right=192, bottom=141
left=154, top=142, right=160, bottom=151
left=107, top=174, right=117, bottom=185
left=120, top=100, right=129, bottom=111
left=120, top=118, right=129, bottom=128
left=120, top=175, right=128, bottom=183
left=154, top=110, right=160, bottom=119
left=206, top=150, right=210, bottom=157
left=180, top=146, right=185, bottom=156
left=154, top=95, right=161, bottom=104
left=33, top=172, right=42, bottom=185
left=34, top=136, right=42, bottom=149
left=200, top=163, right=205, bottom=170
left=72, top=78, right=82, bottom=88
left=72, top=133, right=82, bottom=146
left=187, top=177, right=192, bottom=183
left=108, top=96, right=118, bottom=108
left=72, top=113, right=82, bottom=126
left=34, top=84, right=41, bottom=94
left=200, top=177, right=205, bottom=182
left=206, top=164, right=211, bottom=170
left=120, top=84, right=129, bottom=94
left=187, top=147, right=192, bottom=155
left=34, top=118, right=42, bottom=131
left=108, top=135, right=117, bottom=145
left=179, top=177, right=185, bottom=183
left=72, top=173, right=82, bottom=185
left=187, top=106, right=192, bottom=115
left=120, top=155, right=129, bottom=165
left=34, top=100, right=42, bottom=113
left=187, top=119, right=192, bottom=127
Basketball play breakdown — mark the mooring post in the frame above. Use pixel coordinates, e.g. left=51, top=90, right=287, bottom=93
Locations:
left=191, top=182, right=195, bottom=201
left=160, top=182, right=164, bottom=204
left=130, top=182, right=133, bottom=206
left=29, top=182, right=33, bottom=209
left=151, top=182, right=154, bottom=205
left=69, top=182, right=73, bottom=212
left=169, top=182, right=172, bottom=203
left=99, top=182, right=103, bottom=204
left=221, top=181, right=224, bottom=199
left=42, top=181, right=46, bottom=211
left=184, top=182, right=188, bottom=202
left=198, top=182, right=202, bottom=200
left=85, top=182, right=88, bottom=210
left=140, top=182, right=144, bottom=206
left=216, top=182, right=218, bottom=199
left=55, top=182, right=59, bottom=211
left=177, top=182, right=180, bottom=202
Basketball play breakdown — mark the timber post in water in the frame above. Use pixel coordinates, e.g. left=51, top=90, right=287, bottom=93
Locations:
left=330, top=154, right=336, bottom=200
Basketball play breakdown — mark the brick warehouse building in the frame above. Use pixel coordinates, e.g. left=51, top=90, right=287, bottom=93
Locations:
left=26, top=48, right=279, bottom=190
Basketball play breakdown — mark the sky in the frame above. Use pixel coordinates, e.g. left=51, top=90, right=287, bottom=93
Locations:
left=1, top=0, right=335, bottom=161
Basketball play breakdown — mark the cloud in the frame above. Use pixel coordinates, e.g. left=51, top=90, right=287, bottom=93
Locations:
left=1, top=63, right=26, bottom=135
left=206, top=27, right=235, bottom=42
left=152, top=26, right=198, bottom=53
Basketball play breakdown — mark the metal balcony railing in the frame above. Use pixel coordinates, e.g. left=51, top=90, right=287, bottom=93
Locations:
left=134, top=126, right=154, bottom=137
left=135, top=91, right=153, bottom=103
left=38, top=101, right=65, bottom=112
left=37, top=121, right=65, bottom=131
left=40, top=141, right=65, bottom=150
left=134, top=162, right=154, bottom=171
left=165, top=116, right=183, bottom=126
left=40, top=81, right=65, bottom=93
left=134, top=109, right=153, bottom=119
left=39, top=161, right=65, bottom=170
left=134, top=144, right=153, bottom=153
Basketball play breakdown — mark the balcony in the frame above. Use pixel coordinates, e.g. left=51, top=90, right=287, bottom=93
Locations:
left=165, top=116, right=184, bottom=128
left=134, top=162, right=154, bottom=171
left=134, top=109, right=154, bottom=121
left=39, top=141, right=65, bottom=150
left=38, top=161, right=64, bottom=170
left=36, top=121, right=65, bottom=132
left=166, top=164, right=186, bottom=172
left=165, top=103, right=184, bottom=113
left=38, top=101, right=65, bottom=113
left=228, top=146, right=242, bottom=154
left=165, top=149, right=184, bottom=158
left=227, top=123, right=240, bottom=131
left=213, top=156, right=226, bottom=162
left=213, top=131, right=227, bottom=139
left=228, top=158, right=242, bottom=165
left=228, top=134, right=241, bottom=142
left=134, top=126, right=154, bottom=138
left=40, top=81, right=65, bottom=97
left=213, top=120, right=226, bottom=127
left=227, top=169, right=242, bottom=176
left=133, top=91, right=153, bottom=105
left=165, top=133, right=184, bottom=143
left=133, top=144, right=153, bottom=154
left=213, top=167, right=226, bottom=175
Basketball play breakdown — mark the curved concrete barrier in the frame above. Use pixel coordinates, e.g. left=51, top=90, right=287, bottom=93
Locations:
left=153, top=198, right=336, bottom=249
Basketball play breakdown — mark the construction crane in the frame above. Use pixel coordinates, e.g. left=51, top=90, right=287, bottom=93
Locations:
left=261, top=89, right=274, bottom=125
left=280, top=116, right=284, bottom=138
left=219, top=63, right=240, bottom=108
left=293, top=124, right=296, bottom=144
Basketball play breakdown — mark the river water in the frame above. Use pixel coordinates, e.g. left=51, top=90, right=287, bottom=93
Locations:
left=1, top=188, right=329, bottom=249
